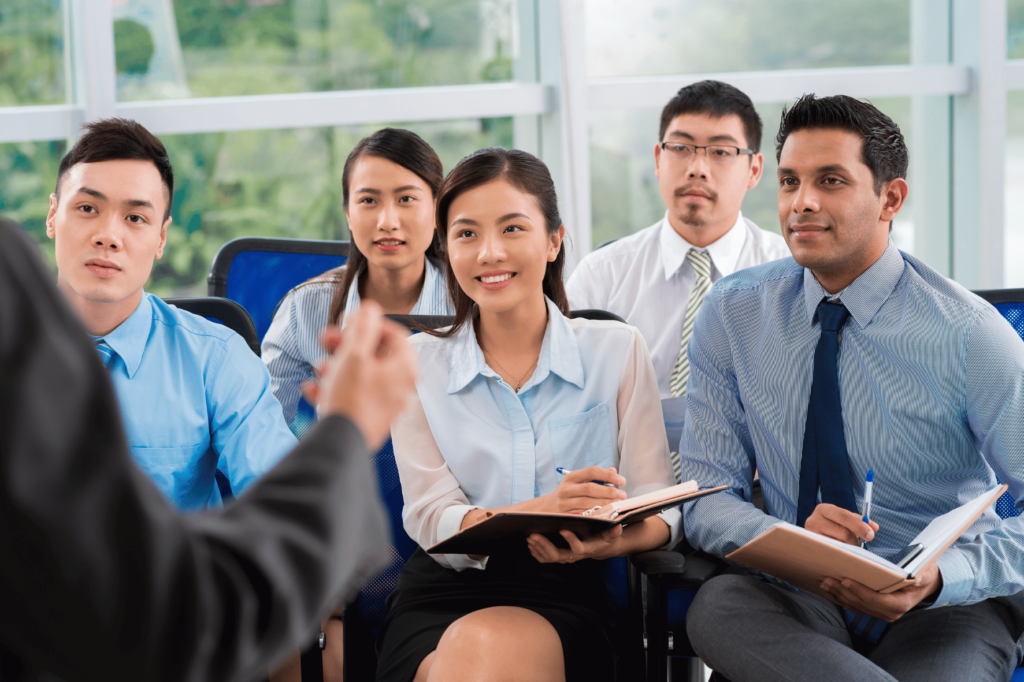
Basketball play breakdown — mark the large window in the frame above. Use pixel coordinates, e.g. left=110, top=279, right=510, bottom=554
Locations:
left=114, top=0, right=516, bottom=101
left=0, top=0, right=66, bottom=106
left=586, top=0, right=911, bottom=79
left=0, top=0, right=1020, bottom=291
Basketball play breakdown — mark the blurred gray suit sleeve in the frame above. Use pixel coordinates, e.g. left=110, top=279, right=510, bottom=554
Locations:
left=0, top=218, right=389, bottom=682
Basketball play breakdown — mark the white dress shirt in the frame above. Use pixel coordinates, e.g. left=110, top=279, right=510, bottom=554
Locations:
left=391, top=298, right=681, bottom=571
left=567, top=212, right=790, bottom=399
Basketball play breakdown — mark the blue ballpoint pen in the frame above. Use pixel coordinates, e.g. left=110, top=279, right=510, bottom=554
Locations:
left=860, top=469, right=874, bottom=548
left=555, top=466, right=619, bottom=487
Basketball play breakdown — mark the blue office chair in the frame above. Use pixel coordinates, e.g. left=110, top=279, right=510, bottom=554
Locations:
left=207, top=236, right=350, bottom=440
left=644, top=288, right=1024, bottom=682
left=207, top=236, right=350, bottom=343
left=343, top=311, right=646, bottom=681
left=975, top=289, right=1024, bottom=682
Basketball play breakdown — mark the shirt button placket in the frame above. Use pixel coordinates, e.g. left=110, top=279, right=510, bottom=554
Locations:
left=500, top=384, right=536, bottom=505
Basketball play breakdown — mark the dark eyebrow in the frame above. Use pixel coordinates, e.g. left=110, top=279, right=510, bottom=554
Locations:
left=497, top=212, right=530, bottom=223
left=708, top=134, right=740, bottom=144
left=393, top=185, right=423, bottom=193
left=666, top=131, right=695, bottom=141
left=75, top=187, right=108, bottom=201
left=74, top=187, right=154, bottom=211
left=451, top=217, right=480, bottom=227
left=354, top=188, right=381, bottom=195
left=778, top=164, right=852, bottom=177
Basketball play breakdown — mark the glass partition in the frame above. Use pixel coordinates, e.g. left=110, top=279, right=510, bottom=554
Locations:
left=586, top=0, right=910, bottom=79
left=114, top=0, right=517, bottom=101
left=1007, top=91, right=1024, bottom=287
left=0, top=0, right=66, bottom=106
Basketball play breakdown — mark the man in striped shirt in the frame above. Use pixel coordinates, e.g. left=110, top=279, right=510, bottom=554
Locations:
left=681, top=95, right=1024, bottom=681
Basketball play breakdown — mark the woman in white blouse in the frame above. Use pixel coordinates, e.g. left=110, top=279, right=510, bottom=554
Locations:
left=262, top=128, right=454, bottom=426
left=379, top=147, right=679, bottom=682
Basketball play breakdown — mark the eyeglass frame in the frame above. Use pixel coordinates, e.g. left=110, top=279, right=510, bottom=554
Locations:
left=659, top=141, right=755, bottom=162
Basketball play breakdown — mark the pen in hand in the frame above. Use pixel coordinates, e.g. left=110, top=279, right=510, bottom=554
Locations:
left=860, top=468, right=874, bottom=548
left=555, top=467, right=619, bottom=487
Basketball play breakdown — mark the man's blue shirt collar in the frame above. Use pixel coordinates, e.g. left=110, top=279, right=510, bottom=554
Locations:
left=447, top=297, right=585, bottom=394
left=100, top=292, right=153, bottom=379
left=801, top=241, right=906, bottom=328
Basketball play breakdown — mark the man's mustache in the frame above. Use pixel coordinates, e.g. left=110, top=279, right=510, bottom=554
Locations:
left=674, top=184, right=718, bottom=202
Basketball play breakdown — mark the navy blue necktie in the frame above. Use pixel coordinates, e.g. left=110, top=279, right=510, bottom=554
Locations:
left=796, top=300, right=856, bottom=526
left=797, top=301, right=887, bottom=643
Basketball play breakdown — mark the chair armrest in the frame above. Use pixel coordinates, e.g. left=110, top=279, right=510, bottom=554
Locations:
left=631, top=550, right=687, bottom=576
left=634, top=550, right=726, bottom=587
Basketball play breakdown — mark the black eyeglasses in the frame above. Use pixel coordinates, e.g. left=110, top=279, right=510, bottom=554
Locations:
left=660, top=142, right=754, bottom=163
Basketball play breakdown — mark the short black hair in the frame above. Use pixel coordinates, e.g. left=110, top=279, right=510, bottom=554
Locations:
left=55, top=117, right=174, bottom=220
left=775, top=94, right=908, bottom=194
left=659, top=80, right=763, bottom=153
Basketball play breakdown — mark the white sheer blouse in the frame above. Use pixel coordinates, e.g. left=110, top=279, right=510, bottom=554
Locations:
left=391, top=298, right=681, bottom=570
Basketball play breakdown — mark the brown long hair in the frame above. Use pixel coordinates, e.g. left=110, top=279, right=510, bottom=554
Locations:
left=432, top=147, right=569, bottom=338
left=328, top=128, right=444, bottom=324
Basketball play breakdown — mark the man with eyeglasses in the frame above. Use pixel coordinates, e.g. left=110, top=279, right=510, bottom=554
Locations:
left=567, top=80, right=788, bottom=480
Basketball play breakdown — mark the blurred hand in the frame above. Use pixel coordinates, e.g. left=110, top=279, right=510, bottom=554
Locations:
left=305, top=302, right=417, bottom=450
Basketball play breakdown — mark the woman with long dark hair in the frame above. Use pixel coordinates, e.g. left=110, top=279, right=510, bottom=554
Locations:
left=379, top=148, right=679, bottom=682
left=263, top=127, right=454, bottom=425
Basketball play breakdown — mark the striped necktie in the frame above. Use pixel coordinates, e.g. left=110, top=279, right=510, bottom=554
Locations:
left=94, top=338, right=117, bottom=368
left=667, top=249, right=713, bottom=482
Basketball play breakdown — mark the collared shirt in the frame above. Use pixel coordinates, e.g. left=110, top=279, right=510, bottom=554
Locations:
left=566, top=212, right=790, bottom=398
left=263, top=258, right=453, bottom=423
left=101, top=293, right=298, bottom=511
left=679, top=241, right=1024, bottom=608
left=391, top=298, right=681, bottom=571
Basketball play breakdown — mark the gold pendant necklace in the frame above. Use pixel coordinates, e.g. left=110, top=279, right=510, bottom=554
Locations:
left=484, top=351, right=539, bottom=393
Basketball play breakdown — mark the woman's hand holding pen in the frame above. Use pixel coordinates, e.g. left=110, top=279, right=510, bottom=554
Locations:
left=541, top=466, right=627, bottom=514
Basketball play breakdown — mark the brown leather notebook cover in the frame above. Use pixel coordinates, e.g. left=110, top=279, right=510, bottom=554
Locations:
left=428, top=483, right=727, bottom=555
left=725, top=484, right=1007, bottom=601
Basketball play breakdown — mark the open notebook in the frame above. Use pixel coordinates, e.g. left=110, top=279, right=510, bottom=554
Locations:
left=725, top=484, right=1007, bottom=600
left=428, top=480, right=726, bottom=555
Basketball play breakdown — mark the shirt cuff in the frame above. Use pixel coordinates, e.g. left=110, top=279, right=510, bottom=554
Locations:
left=931, top=549, right=975, bottom=608
left=438, top=504, right=490, bottom=572
left=657, top=507, right=682, bottom=548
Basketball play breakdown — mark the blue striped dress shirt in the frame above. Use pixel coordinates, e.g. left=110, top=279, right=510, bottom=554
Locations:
left=680, top=241, right=1024, bottom=608
left=262, top=258, right=454, bottom=423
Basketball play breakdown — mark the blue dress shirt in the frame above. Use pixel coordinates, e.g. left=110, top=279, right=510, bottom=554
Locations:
left=680, top=242, right=1024, bottom=608
left=100, top=293, right=298, bottom=511
left=392, top=298, right=681, bottom=571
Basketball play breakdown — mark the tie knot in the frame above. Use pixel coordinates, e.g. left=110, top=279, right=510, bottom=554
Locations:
left=817, top=300, right=850, bottom=332
left=94, top=338, right=116, bottom=367
left=687, top=249, right=712, bottom=278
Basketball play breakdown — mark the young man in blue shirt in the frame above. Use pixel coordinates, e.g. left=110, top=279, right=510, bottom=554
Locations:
left=45, top=117, right=298, bottom=511
left=681, top=95, right=1024, bottom=681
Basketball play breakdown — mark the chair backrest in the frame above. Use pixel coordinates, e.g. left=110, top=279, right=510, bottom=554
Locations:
left=344, top=309, right=639, bottom=677
left=974, top=289, right=1024, bottom=520
left=207, top=237, right=350, bottom=344
left=164, top=296, right=261, bottom=356
left=163, top=296, right=262, bottom=503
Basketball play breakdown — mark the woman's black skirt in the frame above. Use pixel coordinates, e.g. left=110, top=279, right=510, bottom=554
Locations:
left=374, top=545, right=616, bottom=682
